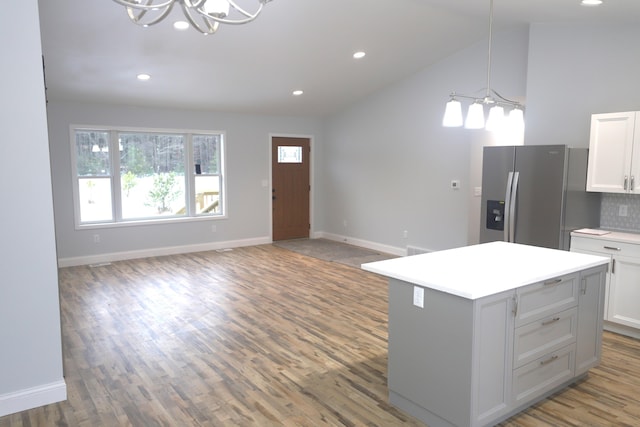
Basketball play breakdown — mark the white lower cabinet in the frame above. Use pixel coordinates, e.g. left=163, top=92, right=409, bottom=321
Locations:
left=387, top=265, right=606, bottom=427
left=608, top=254, right=640, bottom=329
left=571, top=232, right=640, bottom=337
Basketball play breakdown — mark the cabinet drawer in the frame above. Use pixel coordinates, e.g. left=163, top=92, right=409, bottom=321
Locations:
left=514, top=307, right=578, bottom=368
left=515, top=273, right=579, bottom=327
left=571, top=235, right=640, bottom=257
left=512, top=345, right=575, bottom=405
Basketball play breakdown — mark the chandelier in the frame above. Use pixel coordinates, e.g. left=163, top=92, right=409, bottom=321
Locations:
left=442, top=0, right=524, bottom=132
left=111, top=0, right=273, bottom=35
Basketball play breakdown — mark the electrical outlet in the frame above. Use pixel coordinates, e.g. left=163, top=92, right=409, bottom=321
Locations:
left=403, top=230, right=408, bottom=238
left=93, top=234, right=100, bottom=243
left=619, top=205, right=628, bottom=217
left=211, top=224, right=217, bottom=232
left=413, top=286, right=424, bottom=308
left=343, top=219, right=348, bottom=228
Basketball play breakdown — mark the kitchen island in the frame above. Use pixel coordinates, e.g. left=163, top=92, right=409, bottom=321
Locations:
left=362, top=242, right=609, bottom=427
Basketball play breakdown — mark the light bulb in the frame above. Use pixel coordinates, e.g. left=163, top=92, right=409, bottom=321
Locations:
left=203, top=0, right=230, bottom=17
left=442, top=99, right=463, bottom=127
left=465, top=103, right=485, bottom=129
left=486, top=105, right=505, bottom=132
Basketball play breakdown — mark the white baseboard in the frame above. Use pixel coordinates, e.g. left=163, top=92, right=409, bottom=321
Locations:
left=312, top=232, right=406, bottom=257
left=58, top=236, right=271, bottom=267
left=0, top=380, right=67, bottom=418
left=58, top=233, right=419, bottom=268
left=604, top=322, right=640, bottom=340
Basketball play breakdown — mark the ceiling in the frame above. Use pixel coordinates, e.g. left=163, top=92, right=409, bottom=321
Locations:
left=38, top=0, right=640, bottom=117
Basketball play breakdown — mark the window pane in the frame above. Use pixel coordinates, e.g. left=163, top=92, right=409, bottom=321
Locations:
left=278, top=146, right=302, bottom=163
left=119, top=133, right=186, bottom=219
left=78, top=178, right=113, bottom=222
left=76, top=131, right=110, bottom=176
left=195, top=176, right=221, bottom=214
left=193, top=134, right=221, bottom=174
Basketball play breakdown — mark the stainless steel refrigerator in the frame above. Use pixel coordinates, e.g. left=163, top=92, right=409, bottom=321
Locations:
left=479, top=145, right=601, bottom=250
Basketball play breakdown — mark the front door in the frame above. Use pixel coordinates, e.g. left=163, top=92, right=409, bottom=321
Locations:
left=272, top=137, right=310, bottom=241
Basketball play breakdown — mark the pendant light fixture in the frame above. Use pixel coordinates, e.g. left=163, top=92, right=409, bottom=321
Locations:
left=111, top=0, right=273, bottom=35
left=442, top=0, right=524, bottom=131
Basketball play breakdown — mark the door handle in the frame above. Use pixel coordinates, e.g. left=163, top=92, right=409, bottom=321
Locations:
left=624, top=176, right=628, bottom=190
left=541, top=317, right=561, bottom=326
left=540, top=355, right=559, bottom=366
left=272, top=196, right=276, bottom=200
left=509, top=172, right=519, bottom=243
left=504, top=172, right=514, bottom=242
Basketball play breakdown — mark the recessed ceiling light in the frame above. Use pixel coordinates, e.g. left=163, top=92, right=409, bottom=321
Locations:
left=292, top=90, right=304, bottom=96
left=137, top=73, right=151, bottom=81
left=173, top=21, right=190, bottom=30
left=353, top=51, right=366, bottom=59
left=580, top=0, right=603, bottom=6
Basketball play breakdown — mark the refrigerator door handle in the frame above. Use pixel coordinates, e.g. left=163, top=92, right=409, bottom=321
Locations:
left=509, top=172, right=520, bottom=243
left=504, top=172, right=514, bottom=242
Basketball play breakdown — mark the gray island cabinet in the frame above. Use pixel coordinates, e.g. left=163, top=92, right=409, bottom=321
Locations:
left=362, top=242, right=608, bottom=427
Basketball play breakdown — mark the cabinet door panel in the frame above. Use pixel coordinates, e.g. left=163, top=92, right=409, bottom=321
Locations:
left=608, top=256, right=640, bottom=328
left=632, top=113, right=640, bottom=194
left=576, top=266, right=606, bottom=375
left=586, top=111, right=636, bottom=193
left=570, top=243, right=612, bottom=320
left=473, top=290, right=514, bottom=425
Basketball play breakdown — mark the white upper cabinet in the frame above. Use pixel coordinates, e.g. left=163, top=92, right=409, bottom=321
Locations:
left=586, top=111, right=640, bottom=193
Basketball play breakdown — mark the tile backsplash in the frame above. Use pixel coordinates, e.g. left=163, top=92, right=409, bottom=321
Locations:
left=600, top=193, right=640, bottom=232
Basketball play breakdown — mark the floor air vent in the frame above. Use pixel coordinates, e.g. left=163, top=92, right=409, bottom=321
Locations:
left=407, top=246, right=429, bottom=256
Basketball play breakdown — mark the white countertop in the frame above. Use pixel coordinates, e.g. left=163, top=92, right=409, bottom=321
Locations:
left=361, top=241, right=609, bottom=300
left=571, top=229, right=640, bottom=244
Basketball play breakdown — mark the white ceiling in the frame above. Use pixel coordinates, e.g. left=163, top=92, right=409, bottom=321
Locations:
left=38, top=0, right=640, bottom=117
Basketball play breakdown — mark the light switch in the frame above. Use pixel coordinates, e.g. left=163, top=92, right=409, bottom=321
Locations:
left=413, top=286, right=424, bottom=308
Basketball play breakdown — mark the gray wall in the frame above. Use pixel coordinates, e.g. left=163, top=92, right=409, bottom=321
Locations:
left=321, top=28, right=529, bottom=252
left=524, top=23, right=640, bottom=233
left=525, top=23, right=640, bottom=148
left=47, top=102, right=323, bottom=263
left=0, top=0, right=65, bottom=416
left=320, top=22, right=640, bottom=252
left=50, top=22, right=640, bottom=260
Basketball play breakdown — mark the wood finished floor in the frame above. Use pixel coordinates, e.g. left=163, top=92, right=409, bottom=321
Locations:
left=1, top=244, right=639, bottom=426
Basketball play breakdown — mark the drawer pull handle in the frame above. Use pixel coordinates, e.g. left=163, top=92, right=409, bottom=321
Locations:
left=540, top=355, right=559, bottom=366
left=544, top=278, right=562, bottom=286
left=541, top=317, right=561, bottom=326
left=603, top=246, right=621, bottom=251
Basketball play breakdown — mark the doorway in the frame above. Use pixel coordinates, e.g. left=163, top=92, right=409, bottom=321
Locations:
left=271, top=136, right=310, bottom=241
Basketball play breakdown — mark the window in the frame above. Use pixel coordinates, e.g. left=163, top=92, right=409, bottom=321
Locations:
left=72, top=126, right=225, bottom=227
left=277, top=145, right=303, bottom=163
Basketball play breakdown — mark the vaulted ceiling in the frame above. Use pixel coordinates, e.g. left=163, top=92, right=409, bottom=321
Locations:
left=38, top=0, right=640, bottom=117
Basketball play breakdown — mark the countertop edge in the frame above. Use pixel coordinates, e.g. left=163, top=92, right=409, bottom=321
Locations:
left=571, top=229, right=640, bottom=245
left=362, top=259, right=608, bottom=300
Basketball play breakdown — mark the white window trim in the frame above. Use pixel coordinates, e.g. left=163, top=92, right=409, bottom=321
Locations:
left=70, top=124, right=228, bottom=230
